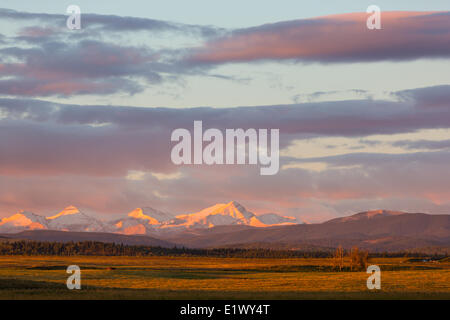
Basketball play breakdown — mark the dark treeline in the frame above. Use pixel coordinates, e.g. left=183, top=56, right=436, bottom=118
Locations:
left=0, top=241, right=447, bottom=259
left=0, top=241, right=332, bottom=258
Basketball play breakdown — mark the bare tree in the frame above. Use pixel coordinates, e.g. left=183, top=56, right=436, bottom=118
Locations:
left=359, top=250, right=369, bottom=270
left=333, top=245, right=344, bottom=271
left=350, top=246, right=369, bottom=271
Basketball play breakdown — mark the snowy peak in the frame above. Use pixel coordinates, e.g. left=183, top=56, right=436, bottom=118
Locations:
left=174, top=201, right=256, bottom=228
left=111, top=207, right=174, bottom=235
left=127, top=207, right=173, bottom=224
left=45, top=206, right=105, bottom=232
left=169, top=201, right=298, bottom=229
left=256, top=213, right=299, bottom=225
left=0, top=210, right=48, bottom=233
left=128, top=208, right=159, bottom=225
left=221, top=201, right=254, bottom=220
left=193, top=201, right=254, bottom=220
left=47, top=205, right=82, bottom=220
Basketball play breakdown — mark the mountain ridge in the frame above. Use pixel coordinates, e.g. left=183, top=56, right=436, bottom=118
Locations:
left=0, top=201, right=300, bottom=235
left=0, top=205, right=448, bottom=252
left=161, top=212, right=450, bottom=251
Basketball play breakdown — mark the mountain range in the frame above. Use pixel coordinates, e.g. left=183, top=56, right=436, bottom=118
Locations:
left=0, top=201, right=299, bottom=235
left=0, top=203, right=449, bottom=252
left=163, top=209, right=450, bottom=252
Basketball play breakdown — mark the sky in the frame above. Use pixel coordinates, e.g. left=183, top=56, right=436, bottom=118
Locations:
left=0, top=1, right=449, bottom=222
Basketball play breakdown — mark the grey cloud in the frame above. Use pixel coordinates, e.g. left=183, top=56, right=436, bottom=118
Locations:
left=392, top=139, right=450, bottom=150
left=1, top=85, right=450, bottom=135
left=0, top=84, right=449, bottom=178
left=0, top=8, right=222, bottom=36
left=394, top=85, right=450, bottom=108
left=0, top=40, right=165, bottom=96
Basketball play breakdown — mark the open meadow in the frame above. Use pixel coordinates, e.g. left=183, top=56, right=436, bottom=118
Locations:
left=0, top=255, right=448, bottom=299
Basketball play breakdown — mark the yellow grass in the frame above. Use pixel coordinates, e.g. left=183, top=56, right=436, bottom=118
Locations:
left=0, top=255, right=448, bottom=299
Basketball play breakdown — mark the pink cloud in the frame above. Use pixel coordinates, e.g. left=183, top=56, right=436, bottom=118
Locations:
left=190, top=11, right=450, bottom=64
left=17, top=26, right=55, bottom=38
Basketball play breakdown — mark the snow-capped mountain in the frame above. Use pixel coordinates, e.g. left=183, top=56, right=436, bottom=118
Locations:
left=109, top=201, right=300, bottom=235
left=111, top=207, right=174, bottom=235
left=46, top=206, right=105, bottom=232
left=0, top=202, right=300, bottom=235
left=111, top=202, right=274, bottom=235
left=0, top=211, right=48, bottom=233
left=171, top=201, right=258, bottom=228
left=127, top=207, right=174, bottom=224
left=256, top=213, right=299, bottom=225
left=165, top=201, right=299, bottom=230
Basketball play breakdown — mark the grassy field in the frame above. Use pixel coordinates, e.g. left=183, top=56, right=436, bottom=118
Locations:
left=0, top=255, right=448, bottom=299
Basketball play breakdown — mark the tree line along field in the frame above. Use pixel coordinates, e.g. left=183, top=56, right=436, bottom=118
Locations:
left=0, top=255, right=449, bottom=299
